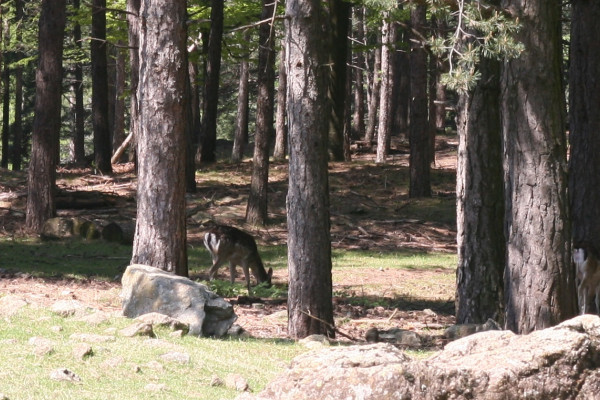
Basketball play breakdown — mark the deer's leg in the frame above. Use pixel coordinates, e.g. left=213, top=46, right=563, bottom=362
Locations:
left=208, top=258, right=223, bottom=281
left=228, top=261, right=237, bottom=284
left=241, top=261, right=251, bottom=293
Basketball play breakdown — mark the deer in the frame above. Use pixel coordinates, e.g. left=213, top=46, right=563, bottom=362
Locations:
left=573, top=242, right=600, bottom=315
left=203, top=225, right=273, bottom=292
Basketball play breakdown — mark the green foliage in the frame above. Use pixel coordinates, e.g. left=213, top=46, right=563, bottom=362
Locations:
left=428, top=0, right=525, bottom=92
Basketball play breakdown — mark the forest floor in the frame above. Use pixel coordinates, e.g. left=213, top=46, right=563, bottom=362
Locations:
left=0, top=136, right=458, bottom=348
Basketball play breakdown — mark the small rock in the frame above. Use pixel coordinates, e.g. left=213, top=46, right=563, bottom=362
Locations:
left=77, top=311, right=111, bottom=326
left=50, top=368, right=81, bottom=382
left=169, top=330, right=184, bottom=338
left=69, top=333, right=116, bottom=343
left=299, top=334, right=330, bottom=349
left=225, top=373, right=249, bottom=392
left=50, top=326, right=63, bottom=333
left=444, top=318, right=501, bottom=341
left=227, top=324, right=245, bottom=336
left=51, top=300, right=89, bottom=317
left=145, top=360, right=164, bottom=371
left=135, top=312, right=190, bottom=333
left=101, top=357, right=124, bottom=369
left=210, top=375, right=224, bottom=387
left=28, top=337, right=55, bottom=356
left=252, top=303, right=265, bottom=310
left=120, top=322, right=155, bottom=338
left=423, top=308, right=437, bottom=317
left=144, top=383, right=166, bottom=392
left=72, top=343, right=93, bottom=360
left=0, top=296, right=28, bottom=317
left=160, top=352, right=190, bottom=364
left=365, top=327, right=379, bottom=343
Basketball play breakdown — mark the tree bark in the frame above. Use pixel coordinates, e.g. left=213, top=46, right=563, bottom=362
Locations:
left=351, top=6, right=366, bottom=140
left=232, top=31, right=250, bottom=164
left=286, top=0, right=334, bottom=339
left=501, top=0, right=575, bottom=333
left=364, top=34, right=381, bottom=144
left=391, top=27, right=410, bottom=137
left=71, top=0, right=86, bottom=165
left=569, top=0, right=600, bottom=252
left=455, top=48, right=505, bottom=325
left=408, top=3, right=431, bottom=198
left=11, top=0, right=23, bottom=171
left=246, top=0, right=276, bottom=226
left=199, top=0, right=223, bottom=164
left=26, top=0, right=66, bottom=233
left=91, top=0, right=112, bottom=174
left=185, top=59, right=200, bottom=193
left=327, top=0, right=350, bottom=161
left=131, top=0, right=188, bottom=276
left=1, top=20, right=9, bottom=169
left=127, top=0, right=140, bottom=166
left=273, top=44, right=287, bottom=161
left=376, top=15, right=392, bottom=164
left=111, top=44, right=126, bottom=162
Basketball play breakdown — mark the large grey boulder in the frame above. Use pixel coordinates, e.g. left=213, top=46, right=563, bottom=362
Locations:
left=120, top=264, right=236, bottom=337
left=238, top=315, right=600, bottom=400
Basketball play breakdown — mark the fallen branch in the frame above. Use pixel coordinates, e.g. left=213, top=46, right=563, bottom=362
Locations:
left=299, top=309, right=360, bottom=342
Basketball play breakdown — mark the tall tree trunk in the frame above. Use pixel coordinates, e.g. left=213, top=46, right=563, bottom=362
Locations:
left=501, top=0, right=575, bottom=333
left=569, top=0, right=600, bottom=253
left=364, top=34, right=381, bottom=144
left=391, top=27, right=410, bottom=137
left=25, top=0, right=66, bottom=233
left=455, top=47, right=505, bottom=325
left=1, top=21, right=9, bottom=169
left=246, top=0, right=276, bottom=226
left=351, top=6, right=366, bottom=140
left=185, top=59, right=200, bottom=193
left=91, top=0, right=112, bottom=174
left=376, top=15, right=392, bottom=164
left=408, top=3, right=431, bottom=198
left=273, top=44, right=287, bottom=161
left=111, top=44, right=126, bottom=162
left=127, top=0, right=140, bottom=166
left=198, top=0, right=223, bottom=163
left=232, top=31, right=250, bottom=164
left=131, top=0, right=188, bottom=276
left=327, top=0, right=350, bottom=161
left=286, top=0, right=334, bottom=339
left=11, top=0, right=23, bottom=171
left=71, top=0, right=86, bottom=165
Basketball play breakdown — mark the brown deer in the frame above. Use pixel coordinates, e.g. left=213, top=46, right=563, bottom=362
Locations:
left=203, top=225, right=273, bottom=291
left=573, top=243, right=600, bottom=315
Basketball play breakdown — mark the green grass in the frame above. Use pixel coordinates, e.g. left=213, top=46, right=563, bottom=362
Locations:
left=0, top=306, right=304, bottom=400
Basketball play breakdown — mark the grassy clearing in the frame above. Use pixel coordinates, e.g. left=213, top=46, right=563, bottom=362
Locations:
left=0, top=306, right=304, bottom=400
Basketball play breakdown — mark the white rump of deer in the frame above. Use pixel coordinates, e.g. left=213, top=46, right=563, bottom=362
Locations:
left=573, top=243, right=600, bottom=315
left=203, top=225, right=273, bottom=291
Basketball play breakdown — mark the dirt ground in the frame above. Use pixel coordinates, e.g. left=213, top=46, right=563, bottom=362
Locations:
left=0, top=138, right=458, bottom=347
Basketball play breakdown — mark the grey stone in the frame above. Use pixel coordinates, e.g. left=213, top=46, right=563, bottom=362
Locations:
left=0, top=295, right=28, bottom=317
left=119, top=322, right=155, bottom=338
left=120, top=264, right=236, bottom=336
left=237, top=315, right=600, bottom=400
left=51, top=300, right=90, bottom=318
left=50, top=368, right=81, bottom=382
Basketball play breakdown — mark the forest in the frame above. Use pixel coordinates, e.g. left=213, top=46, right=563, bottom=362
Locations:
left=0, top=0, right=599, bottom=340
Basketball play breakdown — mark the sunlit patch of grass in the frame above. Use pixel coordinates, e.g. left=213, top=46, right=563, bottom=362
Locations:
left=0, top=305, right=304, bottom=400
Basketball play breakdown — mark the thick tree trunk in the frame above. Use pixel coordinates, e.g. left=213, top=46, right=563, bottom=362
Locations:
left=111, top=44, right=126, bottom=162
left=391, top=27, right=410, bottom=137
left=1, top=31, right=9, bottom=169
left=91, top=0, right=112, bottom=174
left=11, top=0, right=23, bottom=171
left=408, top=3, right=431, bottom=198
left=501, top=0, right=575, bottom=333
left=199, top=0, right=223, bottom=163
left=351, top=6, right=366, bottom=140
left=185, top=60, right=200, bottom=193
left=131, top=0, right=188, bottom=276
left=127, top=0, right=140, bottom=165
left=71, top=0, right=86, bottom=165
left=26, top=0, right=66, bottom=233
left=569, top=0, right=600, bottom=252
left=364, top=35, right=381, bottom=144
left=455, top=53, right=505, bottom=325
left=246, top=0, right=276, bottom=226
left=376, top=16, right=392, bottom=164
left=232, top=32, right=250, bottom=164
left=286, top=0, right=334, bottom=339
left=327, top=0, right=350, bottom=161
left=273, top=44, right=287, bottom=161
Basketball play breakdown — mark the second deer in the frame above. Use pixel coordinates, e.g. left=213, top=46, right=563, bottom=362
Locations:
left=203, top=225, right=273, bottom=292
